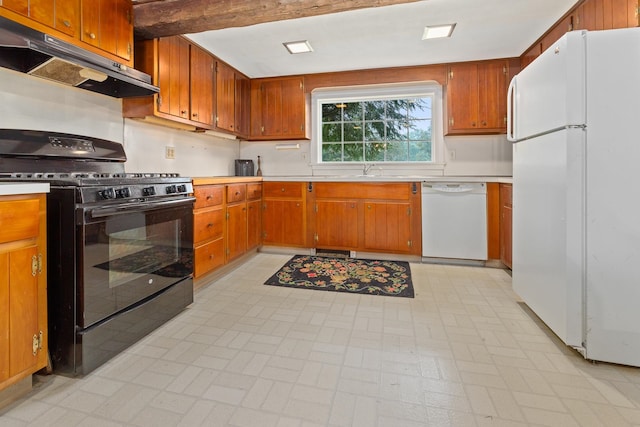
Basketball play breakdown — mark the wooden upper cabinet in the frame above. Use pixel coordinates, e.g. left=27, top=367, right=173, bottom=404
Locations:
left=445, top=60, right=509, bottom=135
left=216, top=60, right=236, bottom=132
left=157, top=36, right=191, bottom=120
left=250, top=76, right=308, bottom=140
left=2, top=0, right=78, bottom=37
left=80, top=0, right=132, bottom=61
left=190, top=44, right=214, bottom=126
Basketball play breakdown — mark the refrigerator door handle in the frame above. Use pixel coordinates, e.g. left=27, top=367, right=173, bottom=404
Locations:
left=507, top=76, right=517, bottom=142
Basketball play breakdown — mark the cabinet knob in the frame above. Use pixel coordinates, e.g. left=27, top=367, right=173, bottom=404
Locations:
left=281, top=188, right=285, bottom=192
left=63, top=20, right=71, bottom=27
left=207, top=223, right=214, bottom=228
left=192, top=113, right=198, bottom=118
left=206, top=195, right=212, bottom=200
left=89, top=32, right=96, bottom=39
left=181, top=110, right=188, bottom=115
left=471, top=121, right=476, bottom=127
left=209, top=254, right=214, bottom=259
left=481, top=121, right=487, bottom=126
left=235, top=191, right=240, bottom=196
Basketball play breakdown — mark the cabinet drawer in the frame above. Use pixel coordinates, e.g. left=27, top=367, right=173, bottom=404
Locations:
left=263, top=182, right=303, bottom=198
left=227, top=184, right=246, bottom=204
left=194, top=208, right=224, bottom=243
left=194, top=239, right=225, bottom=278
left=246, top=183, right=262, bottom=200
left=0, top=199, right=40, bottom=244
left=194, top=185, right=224, bottom=209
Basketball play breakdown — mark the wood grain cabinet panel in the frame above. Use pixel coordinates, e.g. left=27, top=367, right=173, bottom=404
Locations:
left=250, top=76, right=308, bottom=140
left=0, top=194, right=47, bottom=393
left=312, top=182, right=421, bottom=255
left=445, top=60, right=509, bottom=135
left=262, top=182, right=307, bottom=247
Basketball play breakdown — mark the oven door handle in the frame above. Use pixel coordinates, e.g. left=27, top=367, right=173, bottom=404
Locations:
left=87, top=197, right=196, bottom=219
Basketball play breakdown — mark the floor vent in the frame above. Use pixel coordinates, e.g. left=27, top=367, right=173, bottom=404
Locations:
left=315, top=249, right=351, bottom=258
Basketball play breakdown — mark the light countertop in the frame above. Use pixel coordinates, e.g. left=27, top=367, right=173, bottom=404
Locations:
left=260, top=175, right=513, bottom=184
left=0, top=182, right=50, bottom=196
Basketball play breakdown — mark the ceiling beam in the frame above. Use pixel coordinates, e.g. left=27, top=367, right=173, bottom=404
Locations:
left=133, top=0, right=421, bottom=39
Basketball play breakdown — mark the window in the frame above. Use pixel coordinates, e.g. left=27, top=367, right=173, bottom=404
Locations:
left=312, top=83, right=444, bottom=166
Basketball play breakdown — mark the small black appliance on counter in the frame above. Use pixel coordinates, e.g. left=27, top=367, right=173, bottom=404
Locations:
left=235, top=159, right=254, bottom=176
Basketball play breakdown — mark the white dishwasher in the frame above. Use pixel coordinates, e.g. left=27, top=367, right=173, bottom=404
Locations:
left=421, top=182, right=488, bottom=260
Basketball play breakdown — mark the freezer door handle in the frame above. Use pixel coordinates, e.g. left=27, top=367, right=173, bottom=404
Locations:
left=507, top=76, right=517, bottom=142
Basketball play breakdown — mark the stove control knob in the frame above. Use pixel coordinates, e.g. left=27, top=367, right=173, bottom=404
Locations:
left=115, top=187, right=131, bottom=198
left=166, top=184, right=177, bottom=194
left=142, top=186, right=156, bottom=196
left=176, top=184, right=187, bottom=193
left=99, top=188, right=116, bottom=199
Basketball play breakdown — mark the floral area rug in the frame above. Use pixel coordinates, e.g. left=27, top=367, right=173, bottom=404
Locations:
left=264, top=255, right=414, bottom=298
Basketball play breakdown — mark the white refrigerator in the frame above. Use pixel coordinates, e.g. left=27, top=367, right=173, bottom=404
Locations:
left=508, top=27, right=640, bottom=366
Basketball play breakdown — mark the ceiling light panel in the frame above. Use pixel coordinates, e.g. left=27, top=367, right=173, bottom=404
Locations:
left=283, top=40, right=313, bottom=54
left=422, top=24, right=456, bottom=40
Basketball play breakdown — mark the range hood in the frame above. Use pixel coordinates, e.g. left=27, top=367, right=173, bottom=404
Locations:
left=0, top=16, right=159, bottom=98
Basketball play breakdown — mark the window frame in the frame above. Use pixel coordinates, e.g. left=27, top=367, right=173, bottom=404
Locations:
left=310, top=82, right=445, bottom=172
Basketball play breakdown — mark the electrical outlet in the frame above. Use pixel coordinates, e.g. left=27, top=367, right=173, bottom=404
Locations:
left=165, top=146, right=175, bottom=159
left=449, top=150, right=456, bottom=160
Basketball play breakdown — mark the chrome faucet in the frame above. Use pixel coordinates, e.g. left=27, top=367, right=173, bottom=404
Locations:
left=362, top=163, right=375, bottom=175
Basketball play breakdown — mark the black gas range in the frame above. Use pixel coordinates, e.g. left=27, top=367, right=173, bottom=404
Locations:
left=0, top=129, right=195, bottom=375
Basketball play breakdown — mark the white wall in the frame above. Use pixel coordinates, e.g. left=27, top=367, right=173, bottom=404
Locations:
left=0, top=68, right=239, bottom=176
left=239, top=134, right=512, bottom=177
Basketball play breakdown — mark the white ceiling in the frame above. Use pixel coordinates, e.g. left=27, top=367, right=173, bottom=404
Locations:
left=185, top=0, right=577, bottom=79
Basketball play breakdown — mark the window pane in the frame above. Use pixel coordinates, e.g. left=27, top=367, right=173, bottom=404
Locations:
left=322, top=103, right=342, bottom=122
left=386, top=120, right=407, bottom=141
left=322, top=123, right=342, bottom=142
left=364, top=101, right=386, bottom=121
left=365, top=142, right=386, bottom=162
left=409, top=141, right=432, bottom=161
left=408, top=119, right=431, bottom=140
left=386, top=141, right=409, bottom=161
left=407, top=98, right=432, bottom=119
left=386, top=99, right=408, bottom=119
left=322, top=144, right=343, bottom=161
left=343, top=143, right=364, bottom=161
left=343, top=123, right=363, bottom=142
left=364, top=122, right=385, bottom=141
left=343, top=102, right=363, bottom=121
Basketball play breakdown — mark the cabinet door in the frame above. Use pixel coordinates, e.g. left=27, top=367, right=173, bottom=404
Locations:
left=247, top=199, right=262, bottom=250
left=157, top=36, right=190, bottom=120
left=55, top=0, right=78, bottom=37
left=281, top=77, right=305, bottom=138
left=216, top=61, right=236, bottom=132
left=315, top=200, right=359, bottom=249
left=114, top=0, right=132, bottom=61
left=9, top=245, right=39, bottom=378
left=235, top=73, right=251, bottom=138
left=1, top=1, right=29, bottom=16
left=478, top=61, right=508, bottom=130
left=194, top=208, right=224, bottom=244
left=446, top=63, right=479, bottom=132
left=260, top=79, right=283, bottom=137
left=363, top=202, right=412, bottom=253
left=227, top=203, right=247, bottom=261
left=262, top=200, right=306, bottom=247
left=190, top=45, right=214, bottom=126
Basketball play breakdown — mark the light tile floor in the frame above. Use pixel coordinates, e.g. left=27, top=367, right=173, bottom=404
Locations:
left=2, top=253, right=640, bottom=426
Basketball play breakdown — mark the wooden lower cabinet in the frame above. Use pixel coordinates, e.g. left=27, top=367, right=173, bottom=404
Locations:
left=192, top=180, right=262, bottom=280
left=500, top=183, right=513, bottom=269
left=262, top=182, right=308, bottom=247
left=0, top=194, right=47, bottom=393
left=363, top=201, right=413, bottom=253
left=315, top=200, right=359, bottom=249
left=313, top=182, right=420, bottom=255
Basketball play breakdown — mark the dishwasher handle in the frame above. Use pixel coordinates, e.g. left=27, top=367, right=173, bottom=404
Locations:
left=422, top=182, right=486, bottom=194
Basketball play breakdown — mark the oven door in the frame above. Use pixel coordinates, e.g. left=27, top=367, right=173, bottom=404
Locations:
left=79, top=197, right=194, bottom=328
